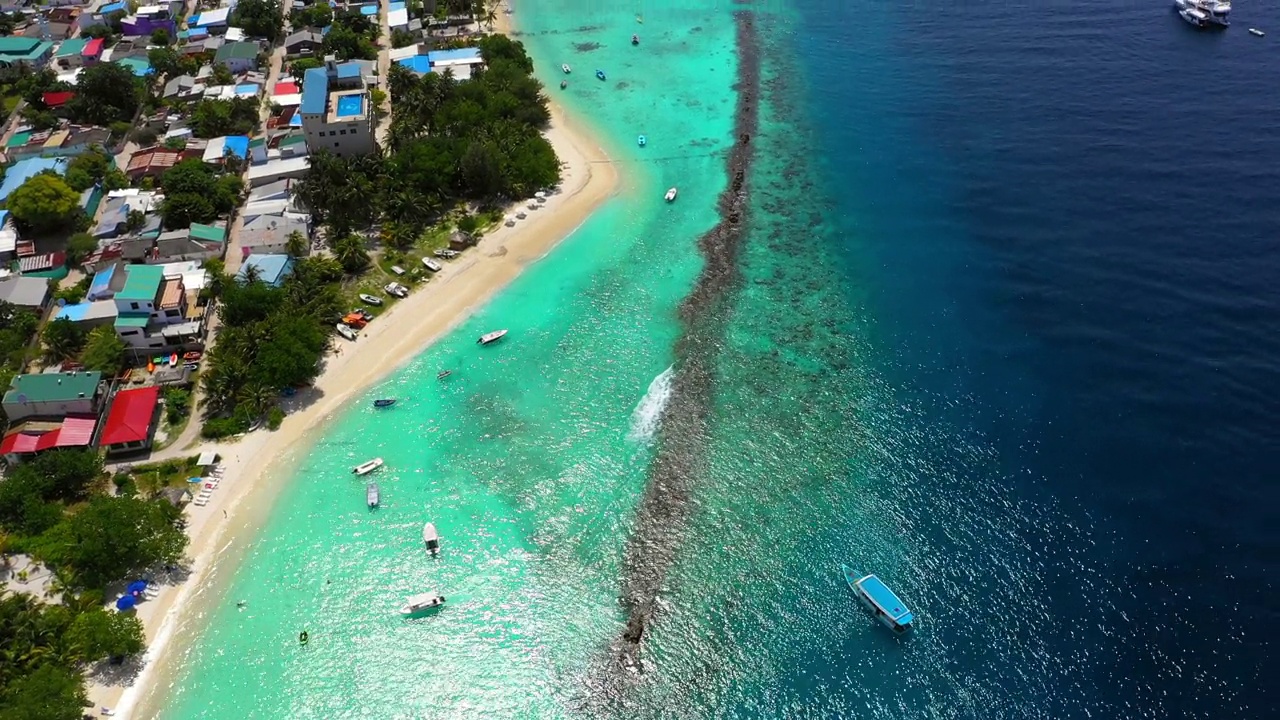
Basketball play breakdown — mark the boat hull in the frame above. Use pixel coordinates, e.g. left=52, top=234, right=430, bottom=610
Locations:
left=842, top=565, right=913, bottom=635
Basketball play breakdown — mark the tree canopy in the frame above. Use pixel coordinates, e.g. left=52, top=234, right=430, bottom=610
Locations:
left=63, top=148, right=127, bottom=193
left=81, top=326, right=126, bottom=376
left=41, top=317, right=85, bottom=362
left=0, top=301, right=39, bottom=370
left=7, top=173, right=81, bottom=234
left=189, top=97, right=259, bottom=138
left=68, top=62, right=141, bottom=125
left=230, top=0, right=285, bottom=43
left=159, top=159, right=243, bottom=228
left=29, top=496, right=187, bottom=590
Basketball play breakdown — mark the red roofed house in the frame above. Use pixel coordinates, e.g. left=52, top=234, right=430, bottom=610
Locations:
left=98, top=385, right=161, bottom=455
left=42, top=91, right=76, bottom=117
left=0, top=416, right=98, bottom=464
left=82, top=37, right=105, bottom=64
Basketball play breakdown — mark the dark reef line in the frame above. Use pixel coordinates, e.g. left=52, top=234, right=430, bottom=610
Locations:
left=589, top=8, right=762, bottom=699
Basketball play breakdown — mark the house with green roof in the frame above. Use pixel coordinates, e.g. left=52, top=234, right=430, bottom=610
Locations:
left=53, top=38, right=88, bottom=70
left=2, top=371, right=103, bottom=422
left=111, top=265, right=203, bottom=352
left=214, top=42, right=261, bottom=74
left=0, top=37, right=55, bottom=75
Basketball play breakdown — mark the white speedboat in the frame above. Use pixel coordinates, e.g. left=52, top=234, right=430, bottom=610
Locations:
left=477, top=329, right=508, bottom=345
left=1249, top=27, right=1264, bottom=36
left=383, top=282, right=408, bottom=298
left=422, top=522, right=440, bottom=553
left=335, top=323, right=357, bottom=341
left=435, top=249, right=459, bottom=259
left=562, top=63, right=571, bottom=74
left=1174, top=0, right=1229, bottom=26
left=367, top=483, right=379, bottom=508
left=664, top=187, right=677, bottom=202
left=400, top=591, right=445, bottom=617
left=359, top=293, right=383, bottom=306
left=422, top=257, right=442, bottom=272
left=352, top=457, right=383, bottom=476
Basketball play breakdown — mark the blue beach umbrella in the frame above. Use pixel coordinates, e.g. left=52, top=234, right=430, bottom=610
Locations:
left=127, top=580, right=148, bottom=594
left=115, top=595, right=137, bottom=611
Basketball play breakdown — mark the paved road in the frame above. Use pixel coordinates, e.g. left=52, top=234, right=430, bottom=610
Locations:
left=376, top=0, right=393, bottom=146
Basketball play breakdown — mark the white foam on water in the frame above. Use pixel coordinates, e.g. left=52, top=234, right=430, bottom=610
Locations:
left=628, top=365, right=675, bottom=443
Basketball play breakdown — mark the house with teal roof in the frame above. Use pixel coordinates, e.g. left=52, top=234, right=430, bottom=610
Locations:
left=0, top=37, right=55, bottom=76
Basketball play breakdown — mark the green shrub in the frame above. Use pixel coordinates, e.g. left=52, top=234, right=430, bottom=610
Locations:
left=266, top=406, right=285, bottom=430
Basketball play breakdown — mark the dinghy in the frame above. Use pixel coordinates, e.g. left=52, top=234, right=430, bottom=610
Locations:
left=373, top=398, right=396, bottom=408
left=596, top=69, right=606, bottom=81
left=664, top=187, right=678, bottom=202
left=562, top=63, right=571, bottom=73
left=638, top=135, right=646, bottom=147
left=352, top=457, right=383, bottom=476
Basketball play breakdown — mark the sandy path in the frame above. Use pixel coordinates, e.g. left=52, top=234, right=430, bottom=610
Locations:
left=87, top=100, right=618, bottom=718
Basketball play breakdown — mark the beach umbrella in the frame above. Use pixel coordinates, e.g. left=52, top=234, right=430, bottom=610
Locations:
left=115, top=595, right=137, bottom=611
left=127, top=580, right=148, bottom=594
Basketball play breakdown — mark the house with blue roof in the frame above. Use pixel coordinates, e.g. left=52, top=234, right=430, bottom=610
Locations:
left=0, top=157, right=69, bottom=203
left=300, top=56, right=375, bottom=158
left=237, top=254, right=295, bottom=287
left=396, top=55, right=432, bottom=76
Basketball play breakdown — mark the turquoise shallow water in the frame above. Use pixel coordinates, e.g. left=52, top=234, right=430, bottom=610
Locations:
left=159, top=4, right=739, bottom=718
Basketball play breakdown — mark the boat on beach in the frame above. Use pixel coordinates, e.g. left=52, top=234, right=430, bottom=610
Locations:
left=335, top=323, right=357, bottom=341
left=400, top=591, right=445, bottom=617
left=842, top=564, right=914, bottom=634
left=422, top=522, right=441, bottom=553
left=359, top=293, right=383, bottom=306
left=352, top=457, right=383, bottom=476
left=367, top=483, right=379, bottom=508
left=373, top=398, right=396, bottom=408
left=477, top=329, right=508, bottom=345
left=664, top=187, right=678, bottom=202
left=422, top=257, right=442, bottom=272
left=383, top=282, right=409, bottom=298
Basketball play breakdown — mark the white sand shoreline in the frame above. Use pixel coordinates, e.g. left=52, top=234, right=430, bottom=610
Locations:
left=88, top=92, right=619, bottom=717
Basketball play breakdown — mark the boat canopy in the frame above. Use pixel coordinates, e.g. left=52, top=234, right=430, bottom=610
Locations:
left=406, top=592, right=439, bottom=605
left=1187, top=8, right=1208, bottom=18
left=857, top=575, right=914, bottom=624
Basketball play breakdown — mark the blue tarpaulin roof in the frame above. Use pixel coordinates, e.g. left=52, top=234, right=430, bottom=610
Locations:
left=224, top=135, right=250, bottom=159
left=396, top=56, right=432, bottom=75
left=88, top=263, right=117, bottom=299
left=99, top=1, right=127, bottom=13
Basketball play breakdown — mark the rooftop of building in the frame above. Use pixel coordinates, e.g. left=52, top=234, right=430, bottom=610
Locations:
left=2, top=371, right=102, bottom=406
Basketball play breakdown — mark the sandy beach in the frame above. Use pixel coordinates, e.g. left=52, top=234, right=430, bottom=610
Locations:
left=87, top=89, right=618, bottom=717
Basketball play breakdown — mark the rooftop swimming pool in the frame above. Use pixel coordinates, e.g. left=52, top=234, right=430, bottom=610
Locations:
left=335, top=94, right=364, bottom=117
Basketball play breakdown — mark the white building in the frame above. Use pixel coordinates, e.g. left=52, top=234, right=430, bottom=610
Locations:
left=300, top=57, right=376, bottom=158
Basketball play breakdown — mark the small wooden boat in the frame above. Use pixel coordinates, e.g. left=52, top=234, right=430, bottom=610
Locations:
left=477, top=329, right=508, bottom=345
left=1249, top=27, right=1265, bottom=36
left=373, top=398, right=396, bottom=408
left=352, top=457, right=383, bottom=476
left=842, top=564, right=914, bottom=635
left=664, top=187, right=678, bottom=202
left=596, top=69, right=606, bottom=81
left=562, top=63, right=571, bottom=74
left=631, top=34, right=639, bottom=45
left=400, top=591, right=445, bottom=617
left=436, top=370, right=452, bottom=380
left=366, top=483, right=379, bottom=508
left=638, top=135, right=646, bottom=147
left=422, top=522, right=441, bottom=553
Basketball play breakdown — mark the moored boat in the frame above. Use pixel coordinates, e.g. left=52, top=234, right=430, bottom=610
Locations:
left=400, top=591, right=445, bottom=617
left=561, top=80, right=568, bottom=89
left=562, top=63, right=571, bottom=74
left=638, top=135, right=647, bottom=147
left=436, top=370, right=452, bottom=380
left=842, top=565, right=914, bottom=634
left=477, top=329, right=508, bottom=345
left=352, top=457, right=383, bottom=476
left=367, top=483, right=379, bottom=508
left=1250, top=27, right=1264, bottom=36
left=422, top=522, right=441, bottom=553
left=596, top=69, right=606, bottom=81
left=664, top=187, right=678, bottom=202
left=632, top=34, right=639, bottom=45
left=373, top=398, right=396, bottom=408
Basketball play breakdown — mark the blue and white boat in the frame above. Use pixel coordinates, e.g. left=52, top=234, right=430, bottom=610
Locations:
left=596, top=69, right=606, bottom=81
left=638, top=135, right=647, bottom=147
left=842, top=564, right=914, bottom=634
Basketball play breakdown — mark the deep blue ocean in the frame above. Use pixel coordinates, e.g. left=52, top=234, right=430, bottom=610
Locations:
left=786, top=0, right=1278, bottom=716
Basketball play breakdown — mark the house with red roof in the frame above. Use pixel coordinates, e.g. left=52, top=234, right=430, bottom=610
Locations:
left=1, top=416, right=98, bottom=465
left=82, top=37, right=105, bottom=64
left=98, top=385, right=161, bottom=455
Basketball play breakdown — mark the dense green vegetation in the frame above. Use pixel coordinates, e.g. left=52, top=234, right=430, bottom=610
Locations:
left=321, top=11, right=379, bottom=61
left=159, top=159, right=244, bottom=229
left=0, top=302, right=39, bottom=421
left=199, top=255, right=346, bottom=437
left=14, top=62, right=142, bottom=131
left=5, top=173, right=84, bottom=235
left=230, top=0, right=285, bottom=43
left=189, top=97, right=259, bottom=138
left=63, top=148, right=127, bottom=193
left=0, top=448, right=183, bottom=719
left=296, top=35, right=559, bottom=241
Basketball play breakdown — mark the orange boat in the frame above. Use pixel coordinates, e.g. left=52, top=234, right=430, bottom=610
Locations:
left=147, top=361, right=155, bottom=372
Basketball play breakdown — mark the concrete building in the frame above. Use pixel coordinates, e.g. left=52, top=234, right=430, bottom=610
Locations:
left=0, top=276, right=49, bottom=309
left=300, top=57, right=376, bottom=157
left=0, top=37, right=55, bottom=77
left=1, top=371, right=103, bottom=423
left=214, top=41, right=260, bottom=74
